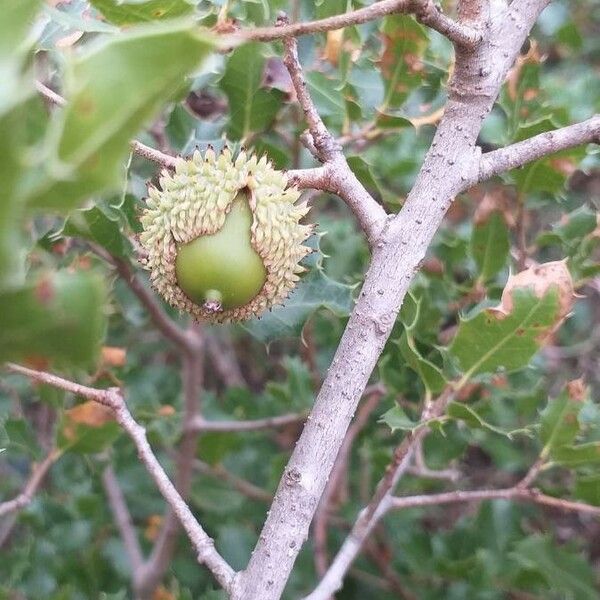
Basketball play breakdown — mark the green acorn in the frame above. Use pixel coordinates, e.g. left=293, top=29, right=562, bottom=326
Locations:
left=139, top=148, right=312, bottom=322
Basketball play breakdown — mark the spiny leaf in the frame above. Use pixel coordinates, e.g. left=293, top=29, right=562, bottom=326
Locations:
left=220, top=42, right=283, bottom=141
left=242, top=237, right=354, bottom=343
left=448, top=288, right=559, bottom=377
left=471, top=212, right=510, bottom=281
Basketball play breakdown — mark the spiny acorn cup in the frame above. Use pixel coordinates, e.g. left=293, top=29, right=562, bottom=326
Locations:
left=139, top=148, right=313, bottom=323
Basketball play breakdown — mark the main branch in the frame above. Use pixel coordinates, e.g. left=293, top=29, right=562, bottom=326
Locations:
left=234, top=1, right=551, bottom=598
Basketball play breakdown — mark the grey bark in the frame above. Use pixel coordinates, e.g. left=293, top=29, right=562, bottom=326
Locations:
left=232, top=2, right=552, bottom=598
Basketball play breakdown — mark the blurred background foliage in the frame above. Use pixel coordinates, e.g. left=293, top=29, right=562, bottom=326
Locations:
left=1, top=0, right=599, bottom=598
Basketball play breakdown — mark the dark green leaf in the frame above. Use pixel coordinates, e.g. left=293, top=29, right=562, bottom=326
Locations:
left=220, top=43, right=283, bottom=140
left=471, top=212, right=510, bottom=281
left=511, top=535, right=598, bottom=600
left=448, top=289, right=559, bottom=377
left=242, top=242, right=354, bottom=343
left=540, top=388, right=584, bottom=456
left=398, top=332, right=446, bottom=394
left=90, top=0, right=194, bottom=25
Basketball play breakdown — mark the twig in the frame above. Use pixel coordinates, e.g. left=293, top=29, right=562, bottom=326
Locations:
left=388, top=487, right=600, bottom=516
left=194, top=460, right=273, bottom=503
left=280, top=29, right=386, bottom=244
left=412, top=0, right=483, bottom=47
left=35, top=81, right=66, bottom=107
left=205, top=332, right=246, bottom=388
left=235, top=0, right=481, bottom=48
left=102, top=466, right=145, bottom=576
left=130, top=140, right=177, bottom=169
left=0, top=448, right=61, bottom=518
left=35, top=82, right=177, bottom=170
left=479, top=115, right=600, bottom=181
left=187, top=412, right=306, bottom=433
left=4, top=362, right=236, bottom=592
left=139, top=326, right=205, bottom=597
left=88, top=244, right=193, bottom=352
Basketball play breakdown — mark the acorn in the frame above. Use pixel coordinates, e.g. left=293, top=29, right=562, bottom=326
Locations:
left=139, top=148, right=312, bottom=322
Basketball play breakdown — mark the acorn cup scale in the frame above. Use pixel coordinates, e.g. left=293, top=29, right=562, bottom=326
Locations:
left=139, top=148, right=312, bottom=323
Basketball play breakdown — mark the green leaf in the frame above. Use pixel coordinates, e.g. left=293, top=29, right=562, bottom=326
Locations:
left=0, top=271, right=106, bottom=369
left=306, top=71, right=345, bottom=118
left=380, top=404, right=418, bottom=432
left=447, top=402, right=531, bottom=439
left=379, top=15, right=427, bottom=111
left=220, top=42, right=283, bottom=140
left=1, top=418, right=42, bottom=459
left=471, top=212, right=510, bottom=281
left=511, top=535, right=598, bottom=600
left=575, top=474, right=600, bottom=506
left=448, top=288, right=559, bottom=377
left=0, top=0, right=44, bottom=290
left=59, top=204, right=131, bottom=258
left=90, top=0, right=194, bottom=25
left=242, top=241, right=354, bottom=343
left=0, top=0, right=41, bottom=58
left=347, top=156, right=384, bottom=199
left=398, top=332, right=446, bottom=394
left=540, top=388, right=584, bottom=456
left=551, top=442, right=600, bottom=467
left=28, top=22, right=214, bottom=211
left=59, top=422, right=121, bottom=454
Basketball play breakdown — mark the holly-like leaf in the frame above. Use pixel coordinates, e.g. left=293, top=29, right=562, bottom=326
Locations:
left=27, top=22, right=214, bottom=211
left=379, top=15, right=427, bottom=112
left=551, top=442, right=600, bottom=467
left=511, top=535, right=598, bottom=600
left=471, top=212, right=510, bottom=281
left=242, top=240, right=354, bottom=343
left=540, top=387, right=584, bottom=455
left=398, top=332, right=446, bottom=394
left=0, top=271, right=106, bottom=369
left=380, top=404, right=418, bottom=432
left=448, top=288, right=559, bottom=377
left=90, top=0, right=194, bottom=25
left=59, top=204, right=131, bottom=258
left=220, top=42, right=283, bottom=141
left=447, top=402, right=531, bottom=439
left=1, top=418, right=42, bottom=460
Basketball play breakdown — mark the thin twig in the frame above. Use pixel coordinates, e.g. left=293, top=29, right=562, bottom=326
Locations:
left=234, top=0, right=481, bottom=48
left=139, top=326, right=205, bottom=597
left=102, top=466, right=145, bottom=576
left=304, top=388, right=453, bottom=600
left=4, top=362, right=236, bottom=592
left=389, top=487, right=600, bottom=516
left=0, top=448, right=61, bottom=518
left=194, top=460, right=273, bottom=503
left=479, top=115, right=600, bottom=181
left=187, top=412, right=306, bottom=433
left=280, top=30, right=387, bottom=244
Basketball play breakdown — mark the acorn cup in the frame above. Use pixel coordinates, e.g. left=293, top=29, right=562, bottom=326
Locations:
left=139, top=148, right=312, bottom=322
